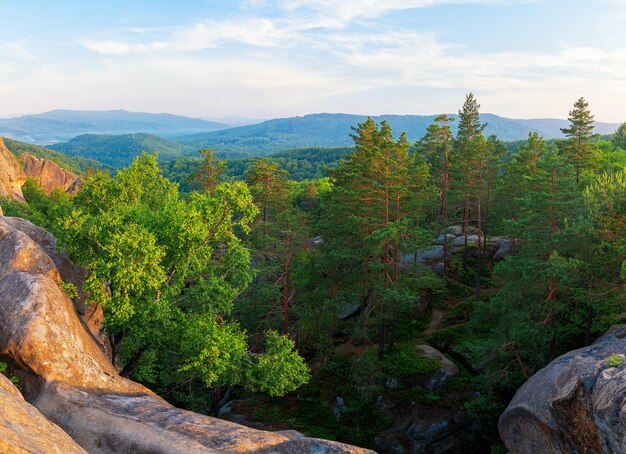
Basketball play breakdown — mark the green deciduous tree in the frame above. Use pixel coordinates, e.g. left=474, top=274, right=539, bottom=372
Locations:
left=55, top=153, right=309, bottom=410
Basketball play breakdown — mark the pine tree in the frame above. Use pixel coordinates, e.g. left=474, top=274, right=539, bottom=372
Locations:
left=419, top=114, right=454, bottom=277
left=453, top=93, right=486, bottom=272
left=194, top=148, right=225, bottom=196
left=560, top=97, right=599, bottom=183
left=246, top=159, right=303, bottom=335
left=612, top=122, right=626, bottom=150
left=322, top=118, right=432, bottom=359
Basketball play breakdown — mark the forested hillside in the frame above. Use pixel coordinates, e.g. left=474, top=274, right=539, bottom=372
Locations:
left=162, top=146, right=353, bottom=192
left=176, top=112, right=620, bottom=156
left=2, top=95, right=626, bottom=453
left=49, top=133, right=197, bottom=167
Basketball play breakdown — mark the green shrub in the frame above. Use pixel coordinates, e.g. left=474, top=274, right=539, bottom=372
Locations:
left=607, top=354, right=624, bottom=368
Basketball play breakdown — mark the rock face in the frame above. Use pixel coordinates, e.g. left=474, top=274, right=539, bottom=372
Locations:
left=0, top=374, right=87, bottom=454
left=0, top=135, right=26, bottom=202
left=499, top=325, right=626, bottom=454
left=1, top=216, right=111, bottom=357
left=0, top=216, right=372, bottom=453
left=21, top=152, right=79, bottom=195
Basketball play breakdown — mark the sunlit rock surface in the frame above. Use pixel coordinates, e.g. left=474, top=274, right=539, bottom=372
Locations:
left=21, top=151, right=79, bottom=194
left=0, top=136, right=26, bottom=202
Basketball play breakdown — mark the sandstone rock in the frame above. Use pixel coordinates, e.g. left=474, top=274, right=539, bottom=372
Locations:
left=0, top=216, right=372, bottom=453
left=417, top=245, right=444, bottom=263
left=442, top=225, right=483, bottom=237
left=338, top=303, right=362, bottom=320
left=449, top=234, right=481, bottom=253
left=2, top=216, right=110, bottom=357
left=0, top=135, right=26, bottom=202
left=0, top=374, right=87, bottom=454
left=432, top=233, right=456, bottom=245
left=493, top=238, right=516, bottom=261
left=405, top=409, right=479, bottom=453
left=499, top=325, right=626, bottom=454
left=375, top=390, right=480, bottom=454
left=21, top=152, right=79, bottom=195
left=443, top=225, right=463, bottom=236
left=415, top=345, right=459, bottom=390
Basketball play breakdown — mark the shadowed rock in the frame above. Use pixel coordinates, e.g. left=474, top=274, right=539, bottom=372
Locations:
left=0, top=374, right=87, bottom=454
left=0, top=216, right=372, bottom=453
left=0, top=135, right=26, bottom=202
left=21, top=152, right=79, bottom=195
left=499, top=325, right=626, bottom=453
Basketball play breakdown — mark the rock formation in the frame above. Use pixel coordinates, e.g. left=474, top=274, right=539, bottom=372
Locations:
left=0, top=216, right=372, bottom=453
left=21, top=151, right=79, bottom=195
left=0, top=135, right=26, bottom=202
left=499, top=325, right=626, bottom=453
left=0, top=374, right=87, bottom=453
left=403, top=226, right=516, bottom=274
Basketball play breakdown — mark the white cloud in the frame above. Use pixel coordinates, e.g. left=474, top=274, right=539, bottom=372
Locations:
left=4, top=0, right=626, bottom=121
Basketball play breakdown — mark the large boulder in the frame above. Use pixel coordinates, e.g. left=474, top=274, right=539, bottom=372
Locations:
left=21, top=152, right=79, bottom=195
left=0, top=135, right=26, bottom=202
left=0, top=216, right=372, bottom=453
left=415, top=345, right=459, bottom=390
left=0, top=373, right=87, bottom=453
left=499, top=325, right=626, bottom=453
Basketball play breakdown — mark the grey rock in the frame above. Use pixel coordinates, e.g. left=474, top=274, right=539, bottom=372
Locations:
left=493, top=239, right=516, bottom=261
left=432, top=234, right=456, bottom=245
left=338, top=303, right=362, bottom=320
left=499, top=325, right=626, bottom=454
left=416, top=345, right=459, bottom=390
left=417, top=246, right=444, bottom=263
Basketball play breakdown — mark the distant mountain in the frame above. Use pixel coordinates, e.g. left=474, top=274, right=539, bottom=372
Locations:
left=49, top=133, right=197, bottom=167
left=176, top=113, right=620, bottom=157
left=206, top=116, right=266, bottom=127
left=3, top=137, right=107, bottom=173
left=0, top=110, right=230, bottom=144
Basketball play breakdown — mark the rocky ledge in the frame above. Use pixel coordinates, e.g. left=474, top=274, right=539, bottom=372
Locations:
left=0, top=216, right=372, bottom=453
left=499, top=325, right=626, bottom=453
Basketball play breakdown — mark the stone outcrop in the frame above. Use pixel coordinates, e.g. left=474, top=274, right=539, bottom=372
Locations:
left=499, top=325, right=626, bottom=453
left=21, top=152, right=79, bottom=195
left=416, top=345, right=460, bottom=390
left=0, top=135, right=26, bottom=202
left=404, top=226, right=516, bottom=274
left=0, top=374, right=87, bottom=453
left=0, top=216, right=372, bottom=453
left=1, top=216, right=110, bottom=357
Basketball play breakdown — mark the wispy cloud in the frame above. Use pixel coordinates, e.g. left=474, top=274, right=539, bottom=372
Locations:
left=3, top=0, right=625, bottom=121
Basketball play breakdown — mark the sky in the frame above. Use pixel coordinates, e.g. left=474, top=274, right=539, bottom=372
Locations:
left=1, top=0, right=625, bottom=121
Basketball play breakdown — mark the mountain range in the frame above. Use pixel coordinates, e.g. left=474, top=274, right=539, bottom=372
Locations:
left=176, top=113, right=621, bottom=156
left=0, top=110, right=621, bottom=165
left=0, top=110, right=230, bottom=144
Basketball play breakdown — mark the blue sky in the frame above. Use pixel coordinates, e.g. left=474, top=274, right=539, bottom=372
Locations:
left=1, top=0, right=625, bottom=121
